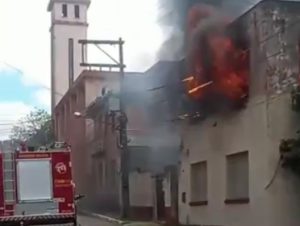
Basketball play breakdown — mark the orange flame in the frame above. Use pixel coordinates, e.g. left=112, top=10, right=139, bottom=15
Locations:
left=188, top=81, right=213, bottom=94
left=182, top=76, right=194, bottom=82
left=185, top=4, right=249, bottom=105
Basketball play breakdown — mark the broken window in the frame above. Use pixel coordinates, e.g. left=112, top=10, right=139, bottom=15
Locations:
left=190, top=161, right=207, bottom=204
left=226, top=151, right=249, bottom=203
left=62, top=4, right=67, bottom=17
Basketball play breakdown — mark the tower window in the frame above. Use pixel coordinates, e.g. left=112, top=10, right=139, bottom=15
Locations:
left=62, top=4, right=68, bottom=17
left=75, top=5, right=80, bottom=18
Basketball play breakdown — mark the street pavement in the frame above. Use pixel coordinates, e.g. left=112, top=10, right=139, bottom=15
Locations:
left=78, top=215, right=119, bottom=226
left=77, top=215, right=162, bottom=226
left=38, top=215, right=162, bottom=226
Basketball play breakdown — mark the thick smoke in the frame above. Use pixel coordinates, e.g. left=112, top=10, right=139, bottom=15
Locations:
left=131, top=0, right=254, bottom=174
left=156, top=0, right=260, bottom=61
left=222, top=0, right=260, bottom=16
left=186, top=4, right=228, bottom=75
left=156, top=0, right=186, bottom=61
left=185, top=3, right=249, bottom=109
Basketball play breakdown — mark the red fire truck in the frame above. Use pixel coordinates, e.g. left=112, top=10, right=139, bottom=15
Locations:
left=0, top=144, right=81, bottom=225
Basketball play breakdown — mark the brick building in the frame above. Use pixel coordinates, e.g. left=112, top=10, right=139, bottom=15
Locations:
left=54, top=69, right=120, bottom=210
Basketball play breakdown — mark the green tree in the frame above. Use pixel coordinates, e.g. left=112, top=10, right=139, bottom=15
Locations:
left=10, top=108, right=54, bottom=147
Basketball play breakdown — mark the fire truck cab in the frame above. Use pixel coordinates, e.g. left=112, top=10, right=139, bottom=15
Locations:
left=0, top=144, right=79, bottom=225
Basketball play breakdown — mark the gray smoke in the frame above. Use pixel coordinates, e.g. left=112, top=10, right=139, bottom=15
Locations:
left=156, top=0, right=222, bottom=61
left=156, top=0, right=187, bottom=61
left=222, top=0, right=260, bottom=16
left=156, top=0, right=262, bottom=61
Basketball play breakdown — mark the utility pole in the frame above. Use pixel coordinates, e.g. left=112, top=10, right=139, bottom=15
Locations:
left=118, top=38, right=130, bottom=218
left=78, top=38, right=130, bottom=218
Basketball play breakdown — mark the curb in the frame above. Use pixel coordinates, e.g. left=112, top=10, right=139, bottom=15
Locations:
left=79, top=210, right=164, bottom=226
left=79, top=210, right=124, bottom=225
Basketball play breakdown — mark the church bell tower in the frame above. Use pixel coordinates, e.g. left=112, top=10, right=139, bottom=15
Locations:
left=48, top=0, right=90, bottom=112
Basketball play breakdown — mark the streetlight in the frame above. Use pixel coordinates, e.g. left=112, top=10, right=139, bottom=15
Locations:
left=73, top=112, right=84, bottom=118
left=73, top=112, right=81, bottom=117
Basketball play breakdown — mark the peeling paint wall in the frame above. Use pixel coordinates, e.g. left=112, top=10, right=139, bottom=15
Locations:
left=254, top=1, right=300, bottom=96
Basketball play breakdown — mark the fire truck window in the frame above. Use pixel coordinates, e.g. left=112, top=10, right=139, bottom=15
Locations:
left=17, top=160, right=53, bottom=202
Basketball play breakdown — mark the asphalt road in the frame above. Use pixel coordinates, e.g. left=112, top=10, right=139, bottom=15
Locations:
left=78, top=215, right=118, bottom=226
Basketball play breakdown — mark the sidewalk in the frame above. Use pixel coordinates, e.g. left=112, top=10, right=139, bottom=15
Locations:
left=79, top=210, right=163, bottom=226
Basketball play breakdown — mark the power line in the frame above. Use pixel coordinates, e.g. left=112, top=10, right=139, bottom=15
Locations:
left=0, top=118, right=49, bottom=126
left=0, top=131, right=12, bottom=134
left=0, top=131, right=13, bottom=135
left=0, top=123, right=20, bottom=126
left=0, top=61, right=64, bottom=97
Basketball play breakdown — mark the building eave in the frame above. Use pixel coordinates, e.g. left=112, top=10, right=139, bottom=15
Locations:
left=49, top=21, right=88, bottom=32
left=54, top=70, right=121, bottom=113
left=54, top=70, right=103, bottom=113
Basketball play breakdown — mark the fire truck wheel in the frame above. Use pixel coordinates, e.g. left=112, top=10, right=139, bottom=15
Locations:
left=74, top=218, right=80, bottom=226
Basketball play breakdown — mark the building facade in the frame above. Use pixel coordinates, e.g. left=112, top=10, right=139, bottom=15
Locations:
left=47, top=0, right=181, bottom=220
left=54, top=69, right=121, bottom=210
left=178, top=1, right=300, bottom=226
left=83, top=62, right=183, bottom=221
left=85, top=86, right=121, bottom=213
left=124, top=62, right=182, bottom=222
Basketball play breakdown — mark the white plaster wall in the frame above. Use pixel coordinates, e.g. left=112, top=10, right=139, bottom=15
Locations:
left=84, top=71, right=121, bottom=107
left=266, top=95, right=300, bottom=226
left=50, top=1, right=88, bottom=108
left=129, top=172, right=154, bottom=207
left=52, top=24, right=87, bottom=106
left=179, top=94, right=300, bottom=226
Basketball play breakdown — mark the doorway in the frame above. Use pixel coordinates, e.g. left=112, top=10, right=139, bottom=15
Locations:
left=155, top=176, right=165, bottom=220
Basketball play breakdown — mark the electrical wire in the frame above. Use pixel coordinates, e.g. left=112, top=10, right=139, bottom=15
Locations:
left=0, top=62, right=64, bottom=97
left=0, top=121, right=28, bottom=126
left=0, top=123, right=18, bottom=126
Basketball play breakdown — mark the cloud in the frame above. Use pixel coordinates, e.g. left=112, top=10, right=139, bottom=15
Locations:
left=0, top=102, right=33, bottom=140
left=0, top=0, right=51, bottom=88
left=0, top=0, right=163, bottom=83
left=34, top=89, right=51, bottom=110
left=0, top=0, right=164, bottom=109
left=0, top=63, right=15, bottom=75
left=88, top=0, right=164, bottom=71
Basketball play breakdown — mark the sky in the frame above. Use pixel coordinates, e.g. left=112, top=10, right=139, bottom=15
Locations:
left=0, top=0, right=165, bottom=140
left=0, top=0, right=262, bottom=140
